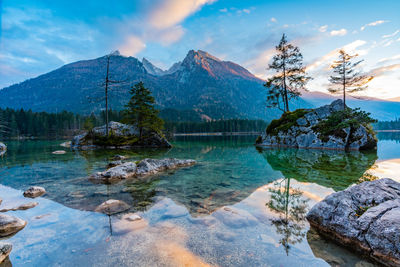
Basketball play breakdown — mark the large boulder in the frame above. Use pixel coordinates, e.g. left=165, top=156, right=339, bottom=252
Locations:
left=256, top=99, right=377, bottom=151
left=0, top=242, right=12, bottom=263
left=71, top=121, right=171, bottom=149
left=0, top=214, right=27, bottom=237
left=90, top=158, right=196, bottom=183
left=306, top=178, right=400, bottom=266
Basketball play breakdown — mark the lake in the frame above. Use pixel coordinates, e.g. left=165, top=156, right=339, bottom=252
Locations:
left=1, top=133, right=400, bottom=266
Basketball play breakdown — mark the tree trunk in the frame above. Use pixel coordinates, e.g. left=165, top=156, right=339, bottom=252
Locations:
left=342, top=58, right=346, bottom=110
left=283, top=59, right=289, bottom=112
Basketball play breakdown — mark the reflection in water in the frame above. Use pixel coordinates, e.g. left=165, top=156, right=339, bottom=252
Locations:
left=267, top=178, right=309, bottom=255
left=259, top=147, right=378, bottom=191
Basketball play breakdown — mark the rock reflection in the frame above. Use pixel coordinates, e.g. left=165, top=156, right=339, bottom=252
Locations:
left=267, top=178, right=309, bottom=255
left=259, top=148, right=378, bottom=191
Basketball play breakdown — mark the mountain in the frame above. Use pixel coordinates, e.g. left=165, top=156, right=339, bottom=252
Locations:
left=301, top=90, right=400, bottom=121
left=0, top=50, right=308, bottom=121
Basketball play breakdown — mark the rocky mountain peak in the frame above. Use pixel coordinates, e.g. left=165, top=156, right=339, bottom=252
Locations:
left=142, top=57, right=165, bottom=76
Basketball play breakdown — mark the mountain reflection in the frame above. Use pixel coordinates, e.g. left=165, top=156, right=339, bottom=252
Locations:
left=258, top=148, right=378, bottom=191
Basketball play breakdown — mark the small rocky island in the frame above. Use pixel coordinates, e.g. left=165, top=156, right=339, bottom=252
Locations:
left=307, top=178, right=400, bottom=266
left=256, top=99, right=377, bottom=150
left=72, top=121, right=171, bottom=149
left=90, top=158, right=196, bottom=183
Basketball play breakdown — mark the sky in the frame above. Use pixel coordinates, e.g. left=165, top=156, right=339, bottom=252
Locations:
left=1, top=0, right=400, bottom=100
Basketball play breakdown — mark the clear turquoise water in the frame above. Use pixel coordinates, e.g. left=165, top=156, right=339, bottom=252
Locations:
left=0, top=133, right=399, bottom=266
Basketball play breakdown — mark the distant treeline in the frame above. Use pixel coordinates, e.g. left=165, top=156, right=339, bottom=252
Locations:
left=0, top=108, right=121, bottom=139
left=0, top=108, right=267, bottom=139
left=373, top=119, right=400, bottom=130
left=164, top=119, right=268, bottom=133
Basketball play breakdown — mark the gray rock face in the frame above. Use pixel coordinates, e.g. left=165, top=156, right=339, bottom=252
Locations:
left=306, top=178, right=400, bottom=266
left=0, top=214, right=27, bottom=237
left=23, top=186, right=46, bottom=198
left=90, top=158, right=196, bottom=183
left=0, top=242, right=12, bottom=263
left=71, top=121, right=172, bottom=149
left=95, top=199, right=130, bottom=215
left=257, top=99, right=377, bottom=151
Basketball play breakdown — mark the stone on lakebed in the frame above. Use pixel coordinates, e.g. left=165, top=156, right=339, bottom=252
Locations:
left=95, top=199, right=130, bottom=215
left=0, top=214, right=27, bottom=237
left=0, top=242, right=12, bottom=263
left=23, top=186, right=46, bottom=198
left=306, top=178, right=400, bottom=267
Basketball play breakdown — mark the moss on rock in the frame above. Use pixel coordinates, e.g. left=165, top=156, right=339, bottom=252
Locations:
left=266, top=109, right=309, bottom=136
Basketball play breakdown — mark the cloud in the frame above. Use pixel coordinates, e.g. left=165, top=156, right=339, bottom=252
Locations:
left=318, top=25, right=328, bottom=32
left=119, top=35, right=146, bottom=56
left=382, top=30, right=399, bottom=38
left=270, top=17, right=277, bottom=23
left=219, top=8, right=227, bottom=12
left=369, top=64, right=400, bottom=77
left=360, top=20, right=388, bottom=31
left=330, top=29, right=347, bottom=36
left=148, top=0, right=216, bottom=29
left=377, top=54, right=400, bottom=65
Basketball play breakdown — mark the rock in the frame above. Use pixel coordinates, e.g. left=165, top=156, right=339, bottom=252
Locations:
left=71, top=121, right=172, bottom=149
left=0, top=202, right=38, bottom=212
left=256, top=99, right=377, bottom=151
left=212, top=206, right=258, bottom=228
left=90, top=162, right=137, bottom=183
left=112, top=155, right=127, bottom=161
left=0, top=214, right=27, bottom=237
left=0, top=242, right=12, bottom=263
left=306, top=178, right=400, bottom=267
left=94, top=199, right=130, bottom=215
left=106, top=160, right=123, bottom=169
left=90, top=158, right=196, bottom=183
left=136, top=158, right=196, bottom=176
left=125, top=214, right=142, bottom=221
left=59, top=141, right=71, bottom=148
left=52, top=150, right=66, bottom=154
left=23, top=186, right=46, bottom=198
left=0, top=142, right=6, bottom=152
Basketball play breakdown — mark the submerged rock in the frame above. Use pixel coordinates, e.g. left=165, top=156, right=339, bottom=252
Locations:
left=306, top=178, right=400, bottom=266
left=256, top=99, right=377, bottom=151
left=52, top=150, right=66, bottom=155
left=0, top=214, right=27, bottom=237
left=95, top=199, right=130, bottom=215
left=0, top=142, right=6, bottom=155
left=0, top=242, right=12, bottom=264
left=0, top=202, right=38, bottom=212
left=90, top=158, right=196, bottom=183
left=71, top=121, right=171, bottom=149
left=59, top=141, right=71, bottom=148
left=23, top=186, right=46, bottom=198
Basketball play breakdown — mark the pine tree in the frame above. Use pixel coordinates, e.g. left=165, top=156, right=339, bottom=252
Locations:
left=123, top=82, right=164, bottom=139
left=265, top=34, right=311, bottom=112
left=328, top=50, right=374, bottom=110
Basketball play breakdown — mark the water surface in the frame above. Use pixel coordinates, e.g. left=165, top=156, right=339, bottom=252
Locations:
left=0, top=133, right=399, bottom=266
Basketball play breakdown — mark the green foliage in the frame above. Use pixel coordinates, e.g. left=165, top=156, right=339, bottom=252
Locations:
left=123, top=82, right=164, bottom=138
left=265, top=34, right=311, bottom=112
left=83, top=117, right=94, bottom=131
left=90, top=132, right=139, bottom=147
left=312, top=108, right=377, bottom=141
left=255, top=135, right=263, bottom=144
left=266, top=109, right=308, bottom=136
left=373, top=118, right=400, bottom=130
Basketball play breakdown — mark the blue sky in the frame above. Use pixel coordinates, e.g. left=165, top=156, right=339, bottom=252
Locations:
left=1, top=0, right=400, bottom=99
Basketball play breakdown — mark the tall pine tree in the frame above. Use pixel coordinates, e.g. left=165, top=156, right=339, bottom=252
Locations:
left=265, top=34, right=310, bottom=112
left=328, top=49, right=374, bottom=110
left=123, top=82, right=164, bottom=139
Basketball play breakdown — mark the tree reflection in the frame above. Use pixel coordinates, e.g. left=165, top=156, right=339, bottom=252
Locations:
left=259, top=148, right=377, bottom=191
left=267, top=178, right=309, bottom=255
